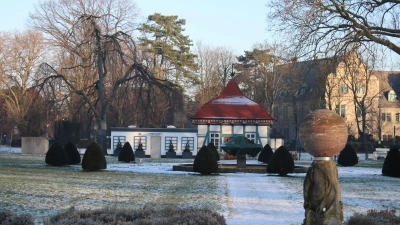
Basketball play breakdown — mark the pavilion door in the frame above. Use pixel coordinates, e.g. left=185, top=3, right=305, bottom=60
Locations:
left=150, top=136, right=161, bottom=158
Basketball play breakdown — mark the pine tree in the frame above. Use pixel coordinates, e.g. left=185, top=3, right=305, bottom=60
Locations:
left=64, top=141, right=81, bottom=164
left=267, top=146, right=294, bottom=176
left=45, top=142, right=69, bottom=166
left=207, top=142, right=220, bottom=161
left=118, top=142, right=135, bottom=163
left=193, top=146, right=218, bottom=175
left=82, top=142, right=107, bottom=171
left=338, top=144, right=358, bottom=166
left=258, top=144, right=273, bottom=163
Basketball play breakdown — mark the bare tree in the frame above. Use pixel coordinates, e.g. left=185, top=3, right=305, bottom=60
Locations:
left=268, top=1, right=400, bottom=58
left=0, top=30, right=46, bottom=137
left=30, top=0, right=173, bottom=153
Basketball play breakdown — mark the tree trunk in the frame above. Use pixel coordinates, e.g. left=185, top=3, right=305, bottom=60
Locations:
left=99, top=120, right=107, bottom=155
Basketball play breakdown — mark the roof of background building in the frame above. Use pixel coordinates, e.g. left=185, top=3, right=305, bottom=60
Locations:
left=191, top=79, right=274, bottom=121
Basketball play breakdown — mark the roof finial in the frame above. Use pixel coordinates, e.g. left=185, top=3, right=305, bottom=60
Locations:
left=230, top=64, right=235, bottom=79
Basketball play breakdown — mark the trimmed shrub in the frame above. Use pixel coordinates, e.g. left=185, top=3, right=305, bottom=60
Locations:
left=118, top=142, right=135, bottom=163
left=338, top=144, right=358, bottom=166
left=382, top=146, right=400, bottom=177
left=207, top=142, right=220, bottom=161
left=0, top=209, right=34, bottom=225
left=267, top=146, right=294, bottom=176
left=344, top=209, right=400, bottom=225
left=45, top=206, right=226, bottom=225
left=258, top=144, right=273, bottom=163
left=82, top=142, right=107, bottom=172
left=45, top=142, right=69, bottom=166
left=193, top=145, right=218, bottom=174
left=64, top=142, right=81, bottom=164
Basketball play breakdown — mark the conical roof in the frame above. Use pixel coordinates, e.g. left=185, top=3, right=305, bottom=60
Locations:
left=191, top=79, right=274, bottom=122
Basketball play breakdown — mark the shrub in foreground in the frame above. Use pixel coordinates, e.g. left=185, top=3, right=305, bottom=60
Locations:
left=45, top=142, right=69, bottom=166
left=267, top=146, right=294, bottom=176
left=258, top=144, right=273, bottom=163
left=118, top=142, right=135, bottom=163
left=193, top=145, right=218, bottom=174
left=64, top=142, right=81, bottom=164
left=44, top=206, right=226, bottom=225
left=344, top=209, right=400, bottom=225
left=338, top=144, right=358, bottom=167
left=207, top=142, right=220, bottom=161
left=0, top=209, right=34, bottom=225
left=82, top=142, right=107, bottom=171
left=382, top=146, right=400, bottom=177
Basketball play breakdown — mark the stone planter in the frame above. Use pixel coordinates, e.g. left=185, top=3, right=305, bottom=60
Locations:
left=113, top=149, right=121, bottom=157
left=135, top=151, right=145, bottom=158
left=166, top=151, right=176, bottom=158
left=182, top=151, right=193, bottom=159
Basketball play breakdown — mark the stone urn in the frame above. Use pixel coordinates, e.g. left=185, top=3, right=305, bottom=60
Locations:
left=299, top=109, right=347, bottom=158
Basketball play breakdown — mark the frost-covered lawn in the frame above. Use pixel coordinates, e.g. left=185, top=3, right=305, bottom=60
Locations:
left=0, top=148, right=399, bottom=225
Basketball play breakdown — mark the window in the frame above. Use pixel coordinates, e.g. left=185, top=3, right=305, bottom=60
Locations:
left=336, top=104, right=346, bottom=118
left=383, top=135, right=387, bottom=141
left=387, top=113, right=392, bottom=122
left=396, top=113, right=400, bottom=122
left=165, top=137, right=178, bottom=152
left=246, top=133, right=256, bottom=143
left=210, top=133, right=220, bottom=150
left=113, top=136, right=126, bottom=149
left=181, top=137, right=194, bottom=151
left=388, top=135, right=393, bottom=141
left=356, top=83, right=365, bottom=94
left=339, top=84, right=348, bottom=94
left=382, top=113, right=386, bottom=121
left=283, top=106, right=288, bottom=118
left=388, top=90, right=397, bottom=102
left=134, top=136, right=147, bottom=150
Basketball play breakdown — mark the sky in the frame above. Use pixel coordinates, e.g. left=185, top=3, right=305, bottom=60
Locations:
left=0, top=0, right=273, bottom=55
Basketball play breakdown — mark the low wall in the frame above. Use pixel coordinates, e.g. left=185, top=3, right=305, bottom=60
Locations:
left=21, top=137, right=49, bottom=154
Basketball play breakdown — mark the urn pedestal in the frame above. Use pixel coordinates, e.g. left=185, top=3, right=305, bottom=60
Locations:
left=182, top=151, right=193, bottom=159
left=299, top=109, right=347, bottom=225
left=135, top=151, right=145, bottom=158
left=166, top=152, right=176, bottom=158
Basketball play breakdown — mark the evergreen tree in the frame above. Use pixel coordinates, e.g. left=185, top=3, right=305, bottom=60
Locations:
left=82, top=142, right=107, bottom=171
left=45, top=142, right=69, bottom=166
left=207, top=142, right=220, bottom=161
left=118, top=142, right=135, bottom=163
left=267, top=146, right=294, bottom=176
left=64, top=141, right=81, bottom=164
left=138, top=13, right=198, bottom=84
left=258, top=144, right=273, bottom=163
left=338, top=144, right=358, bottom=167
left=193, top=146, right=218, bottom=175
left=382, top=146, right=400, bottom=177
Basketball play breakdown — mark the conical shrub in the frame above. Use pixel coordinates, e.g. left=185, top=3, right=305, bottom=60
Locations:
left=118, top=142, right=135, bottom=163
left=338, top=144, right=358, bottom=166
left=267, top=146, right=294, bottom=176
left=64, top=142, right=81, bottom=164
left=45, top=142, right=69, bottom=166
left=82, top=142, right=107, bottom=171
left=382, top=146, right=400, bottom=177
left=193, top=146, right=218, bottom=175
left=207, top=142, right=220, bottom=161
left=258, top=144, right=273, bottom=163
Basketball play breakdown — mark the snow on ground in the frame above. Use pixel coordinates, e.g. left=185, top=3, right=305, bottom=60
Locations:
left=1, top=146, right=399, bottom=225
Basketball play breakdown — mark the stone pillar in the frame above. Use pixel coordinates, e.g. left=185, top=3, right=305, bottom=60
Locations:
left=299, top=109, right=347, bottom=225
left=237, top=154, right=246, bottom=168
left=303, top=159, right=343, bottom=225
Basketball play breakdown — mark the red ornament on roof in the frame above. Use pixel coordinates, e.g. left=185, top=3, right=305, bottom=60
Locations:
left=191, top=79, right=274, bottom=124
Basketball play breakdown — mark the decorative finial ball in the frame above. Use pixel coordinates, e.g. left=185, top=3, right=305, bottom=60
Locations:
left=299, top=109, right=348, bottom=157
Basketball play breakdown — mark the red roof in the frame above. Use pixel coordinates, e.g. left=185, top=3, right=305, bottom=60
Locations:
left=191, top=80, right=274, bottom=121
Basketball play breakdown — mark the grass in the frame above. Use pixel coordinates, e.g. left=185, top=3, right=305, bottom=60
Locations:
left=0, top=153, right=226, bottom=223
